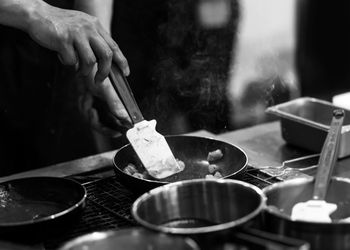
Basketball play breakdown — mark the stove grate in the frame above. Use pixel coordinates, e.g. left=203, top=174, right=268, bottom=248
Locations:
left=43, top=168, right=280, bottom=249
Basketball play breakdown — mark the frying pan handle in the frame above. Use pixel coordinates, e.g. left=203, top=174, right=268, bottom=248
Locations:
left=108, top=63, right=144, bottom=124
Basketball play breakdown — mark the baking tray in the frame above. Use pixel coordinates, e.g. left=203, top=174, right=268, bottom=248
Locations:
left=266, top=97, right=350, bottom=158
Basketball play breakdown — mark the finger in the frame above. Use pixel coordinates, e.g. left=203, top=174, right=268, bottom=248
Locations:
left=80, top=94, right=123, bottom=136
left=98, top=28, right=130, bottom=76
left=74, top=39, right=97, bottom=76
left=57, top=45, right=78, bottom=67
left=90, top=36, right=113, bottom=83
left=79, top=93, right=94, bottom=119
left=99, top=78, right=132, bottom=125
left=89, top=108, right=122, bottom=137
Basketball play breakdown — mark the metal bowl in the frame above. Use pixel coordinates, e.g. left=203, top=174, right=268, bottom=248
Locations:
left=132, top=179, right=265, bottom=236
left=59, top=228, right=200, bottom=250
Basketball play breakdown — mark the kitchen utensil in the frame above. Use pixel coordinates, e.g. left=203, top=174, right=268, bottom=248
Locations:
left=266, top=97, right=350, bottom=158
left=132, top=179, right=309, bottom=250
left=263, top=177, right=350, bottom=250
left=291, top=109, right=344, bottom=222
left=0, top=177, right=86, bottom=242
left=59, top=228, right=199, bottom=250
left=108, top=64, right=182, bottom=179
left=257, top=154, right=319, bottom=180
left=113, top=135, right=248, bottom=193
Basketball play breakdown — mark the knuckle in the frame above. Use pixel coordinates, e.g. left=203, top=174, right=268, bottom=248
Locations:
left=89, top=16, right=100, bottom=27
left=58, top=31, right=71, bottom=43
left=85, top=56, right=96, bottom=67
left=120, top=58, right=128, bottom=67
left=102, top=49, right=113, bottom=61
left=110, top=42, right=120, bottom=52
left=98, top=46, right=113, bottom=62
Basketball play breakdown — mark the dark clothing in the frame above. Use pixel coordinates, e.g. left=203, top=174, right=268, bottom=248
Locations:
left=296, top=0, right=350, bottom=100
left=0, top=1, right=96, bottom=176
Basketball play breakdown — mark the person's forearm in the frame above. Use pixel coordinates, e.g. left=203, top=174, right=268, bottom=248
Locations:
left=74, top=0, right=114, bottom=31
left=0, top=0, right=47, bottom=32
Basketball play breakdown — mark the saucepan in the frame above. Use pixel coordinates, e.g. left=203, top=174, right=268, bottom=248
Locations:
left=131, top=179, right=309, bottom=250
left=59, top=228, right=200, bottom=250
left=113, top=135, right=248, bottom=193
left=263, top=177, right=350, bottom=250
left=0, top=177, right=86, bottom=242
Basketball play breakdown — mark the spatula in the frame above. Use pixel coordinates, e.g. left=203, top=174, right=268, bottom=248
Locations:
left=108, top=64, right=183, bottom=179
left=291, top=109, right=344, bottom=222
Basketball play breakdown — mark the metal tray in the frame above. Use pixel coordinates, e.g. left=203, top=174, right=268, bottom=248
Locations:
left=266, top=97, right=350, bottom=158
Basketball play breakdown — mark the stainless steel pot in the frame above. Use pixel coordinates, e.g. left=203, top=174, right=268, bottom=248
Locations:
left=263, top=176, right=350, bottom=250
left=59, top=228, right=199, bottom=250
left=132, top=179, right=265, bottom=248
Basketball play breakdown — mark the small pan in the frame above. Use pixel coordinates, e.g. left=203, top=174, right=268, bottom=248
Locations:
left=113, top=135, right=248, bottom=193
left=0, top=177, right=86, bottom=242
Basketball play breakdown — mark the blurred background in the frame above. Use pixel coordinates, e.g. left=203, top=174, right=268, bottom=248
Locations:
left=2, top=0, right=350, bottom=175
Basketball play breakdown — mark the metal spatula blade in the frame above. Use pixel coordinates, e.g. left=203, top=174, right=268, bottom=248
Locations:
left=291, top=109, right=344, bottom=222
left=109, top=64, right=182, bottom=179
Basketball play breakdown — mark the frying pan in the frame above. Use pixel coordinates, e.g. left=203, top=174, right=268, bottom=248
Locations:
left=0, top=177, right=86, bottom=242
left=113, top=135, right=248, bottom=193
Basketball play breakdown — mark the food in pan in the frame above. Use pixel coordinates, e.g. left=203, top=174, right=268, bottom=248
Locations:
left=208, top=164, right=219, bottom=174
left=207, top=149, right=223, bottom=162
left=124, top=159, right=185, bottom=180
left=176, top=159, right=185, bottom=171
left=124, top=149, right=224, bottom=180
left=205, top=174, right=216, bottom=179
left=205, top=171, right=223, bottom=179
left=123, top=163, right=138, bottom=175
left=214, top=171, right=223, bottom=178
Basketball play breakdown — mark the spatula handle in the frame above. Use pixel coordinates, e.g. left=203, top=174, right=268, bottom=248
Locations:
left=313, top=109, right=344, bottom=200
left=108, top=63, right=144, bottom=124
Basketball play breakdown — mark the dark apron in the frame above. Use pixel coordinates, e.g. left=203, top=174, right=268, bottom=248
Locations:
left=0, top=1, right=96, bottom=176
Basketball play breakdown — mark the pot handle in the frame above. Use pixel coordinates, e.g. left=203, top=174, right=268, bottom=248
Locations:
left=231, top=228, right=310, bottom=250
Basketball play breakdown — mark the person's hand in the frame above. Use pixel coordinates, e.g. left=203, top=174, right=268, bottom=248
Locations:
left=79, top=75, right=132, bottom=137
left=27, top=1, right=129, bottom=83
left=78, top=66, right=132, bottom=136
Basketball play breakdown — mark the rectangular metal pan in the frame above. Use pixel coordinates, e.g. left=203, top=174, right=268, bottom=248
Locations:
left=266, top=97, right=350, bottom=158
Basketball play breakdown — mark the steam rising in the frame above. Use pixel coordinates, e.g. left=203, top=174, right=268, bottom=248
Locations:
left=151, top=0, right=240, bottom=134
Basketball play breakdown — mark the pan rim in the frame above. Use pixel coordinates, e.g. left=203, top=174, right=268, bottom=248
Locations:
left=131, top=179, right=266, bottom=234
left=113, top=135, right=248, bottom=184
left=0, top=176, right=87, bottom=227
left=262, top=176, right=350, bottom=225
